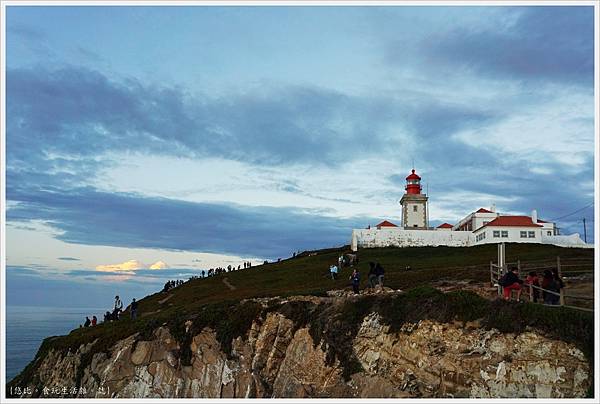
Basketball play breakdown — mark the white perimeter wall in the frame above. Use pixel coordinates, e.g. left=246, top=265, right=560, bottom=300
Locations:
left=351, top=228, right=472, bottom=250
left=351, top=228, right=593, bottom=250
left=541, top=233, right=593, bottom=248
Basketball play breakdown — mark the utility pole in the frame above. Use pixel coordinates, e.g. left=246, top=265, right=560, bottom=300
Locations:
left=582, top=218, right=587, bottom=243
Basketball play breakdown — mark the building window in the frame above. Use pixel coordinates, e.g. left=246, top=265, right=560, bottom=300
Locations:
left=493, top=231, right=500, bottom=238
left=501, top=231, right=508, bottom=238
left=528, top=231, right=535, bottom=238
left=413, top=205, right=418, bottom=212
left=520, top=231, right=527, bottom=238
left=413, top=224, right=418, bottom=227
left=547, top=231, right=552, bottom=236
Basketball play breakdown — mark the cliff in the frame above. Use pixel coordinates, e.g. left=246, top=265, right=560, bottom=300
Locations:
left=8, top=287, right=593, bottom=398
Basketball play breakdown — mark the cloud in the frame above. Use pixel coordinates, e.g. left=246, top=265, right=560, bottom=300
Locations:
left=7, top=65, right=505, bottom=176
left=397, top=7, right=594, bottom=86
left=7, top=187, right=371, bottom=258
left=149, top=260, right=169, bottom=270
left=96, top=259, right=146, bottom=272
left=57, top=257, right=80, bottom=261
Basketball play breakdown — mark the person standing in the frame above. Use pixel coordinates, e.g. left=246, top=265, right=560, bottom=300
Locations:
left=114, top=295, right=123, bottom=320
left=130, top=298, right=139, bottom=320
left=350, top=269, right=361, bottom=294
left=542, top=269, right=560, bottom=305
left=330, top=264, right=338, bottom=280
left=91, top=316, right=97, bottom=326
left=375, top=262, right=385, bottom=288
left=368, top=262, right=377, bottom=288
left=84, top=316, right=91, bottom=327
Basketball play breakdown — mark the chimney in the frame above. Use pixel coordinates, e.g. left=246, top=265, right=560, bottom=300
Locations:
left=491, top=203, right=496, bottom=213
left=531, top=209, right=538, bottom=223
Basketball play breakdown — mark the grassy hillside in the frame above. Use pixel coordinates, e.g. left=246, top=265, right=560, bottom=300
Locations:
left=8, top=243, right=594, bottom=392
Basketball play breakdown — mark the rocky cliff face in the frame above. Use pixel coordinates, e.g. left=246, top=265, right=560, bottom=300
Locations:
left=8, top=291, right=592, bottom=398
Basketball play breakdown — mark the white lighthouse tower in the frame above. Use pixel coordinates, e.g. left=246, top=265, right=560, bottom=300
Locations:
left=399, top=169, right=429, bottom=229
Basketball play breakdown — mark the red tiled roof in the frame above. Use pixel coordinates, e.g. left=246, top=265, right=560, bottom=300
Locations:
left=482, top=216, right=543, bottom=228
left=376, top=220, right=398, bottom=227
left=476, top=208, right=493, bottom=213
left=437, top=223, right=453, bottom=228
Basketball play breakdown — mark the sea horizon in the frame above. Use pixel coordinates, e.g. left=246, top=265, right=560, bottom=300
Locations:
left=5, top=305, right=107, bottom=382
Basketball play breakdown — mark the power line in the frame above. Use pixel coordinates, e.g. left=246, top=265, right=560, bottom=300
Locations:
left=549, top=202, right=594, bottom=221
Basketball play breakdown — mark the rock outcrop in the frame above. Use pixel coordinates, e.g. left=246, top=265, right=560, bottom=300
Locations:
left=8, top=291, right=592, bottom=398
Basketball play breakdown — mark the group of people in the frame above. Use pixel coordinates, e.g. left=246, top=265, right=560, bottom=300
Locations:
left=329, top=254, right=358, bottom=279
left=329, top=255, right=385, bottom=295
left=500, top=266, right=565, bottom=305
left=203, top=262, right=253, bottom=278
left=163, top=279, right=185, bottom=292
left=83, top=315, right=97, bottom=327
left=83, top=295, right=139, bottom=327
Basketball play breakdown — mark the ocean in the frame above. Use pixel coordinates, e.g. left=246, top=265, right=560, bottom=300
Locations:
left=5, top=305, right=106, bottom=382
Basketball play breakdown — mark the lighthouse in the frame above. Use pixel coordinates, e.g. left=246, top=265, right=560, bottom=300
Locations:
left=399, top=169, right=429, bottom=229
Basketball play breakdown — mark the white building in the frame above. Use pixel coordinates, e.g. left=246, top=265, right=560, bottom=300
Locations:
left=351, top=169, right=590, bottom=251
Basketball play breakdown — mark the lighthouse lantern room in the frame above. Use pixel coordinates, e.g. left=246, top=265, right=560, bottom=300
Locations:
left=399, top=169, right=429, bottom=229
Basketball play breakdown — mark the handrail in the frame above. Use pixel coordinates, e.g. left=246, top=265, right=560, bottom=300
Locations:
left=489, top=255, right=593, bottom=311
left=529, top=283, right=561, bottom=297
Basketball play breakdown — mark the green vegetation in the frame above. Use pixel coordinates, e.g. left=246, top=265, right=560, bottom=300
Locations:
left=7, top=243, right=594, bottom=393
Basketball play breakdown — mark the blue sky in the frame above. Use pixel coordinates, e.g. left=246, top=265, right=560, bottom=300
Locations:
left=4, top=5, right=596, bottom=307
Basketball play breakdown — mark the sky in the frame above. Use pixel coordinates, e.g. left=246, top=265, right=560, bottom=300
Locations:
left=3, top=5, right=596, bottom=307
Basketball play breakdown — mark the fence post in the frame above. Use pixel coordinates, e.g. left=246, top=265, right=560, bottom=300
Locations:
left=556, top=256, right=561, bottom=277
left=490, top=260, right=494, bottom=287
left=517, top=259, right=521, bottom=271
left=560, top=289, right=565, bottom=306
left=529, top=284, right=533, bottom=302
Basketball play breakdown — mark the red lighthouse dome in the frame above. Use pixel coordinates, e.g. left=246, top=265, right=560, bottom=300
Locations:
left=405, top=169, right=422, bottom=194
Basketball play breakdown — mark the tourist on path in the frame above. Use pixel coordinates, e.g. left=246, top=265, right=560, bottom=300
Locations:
left=91, top=316, right=97, bottom=326
left=350, top=269, right=361, bottom=294
left=375, top=262, right=385, bottom=288
left=330, top=264, right=338, bottom=280
left=130, top=298, right=139, bottom=320
left=542, top=269, right=560, bottom=305
left=500, top=267, right=523, bottom=301
left=84, top=316, right=91, bottom=327
left=552, top=268, right=565, bottom=290
left=114, top=295, right=123, bottom=320
left=368, top=262, right=377, bottom=288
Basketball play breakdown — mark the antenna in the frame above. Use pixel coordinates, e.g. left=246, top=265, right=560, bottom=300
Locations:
left=426, top=182, right=430, bottom=228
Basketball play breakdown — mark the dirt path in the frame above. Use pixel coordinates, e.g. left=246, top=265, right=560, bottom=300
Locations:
left=158, top=294, right=174, bottom=305
left=222, top=277, right=237, bottom=291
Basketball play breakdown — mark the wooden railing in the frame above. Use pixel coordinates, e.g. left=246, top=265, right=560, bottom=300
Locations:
left=490, top=256, right=594, bottom=312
